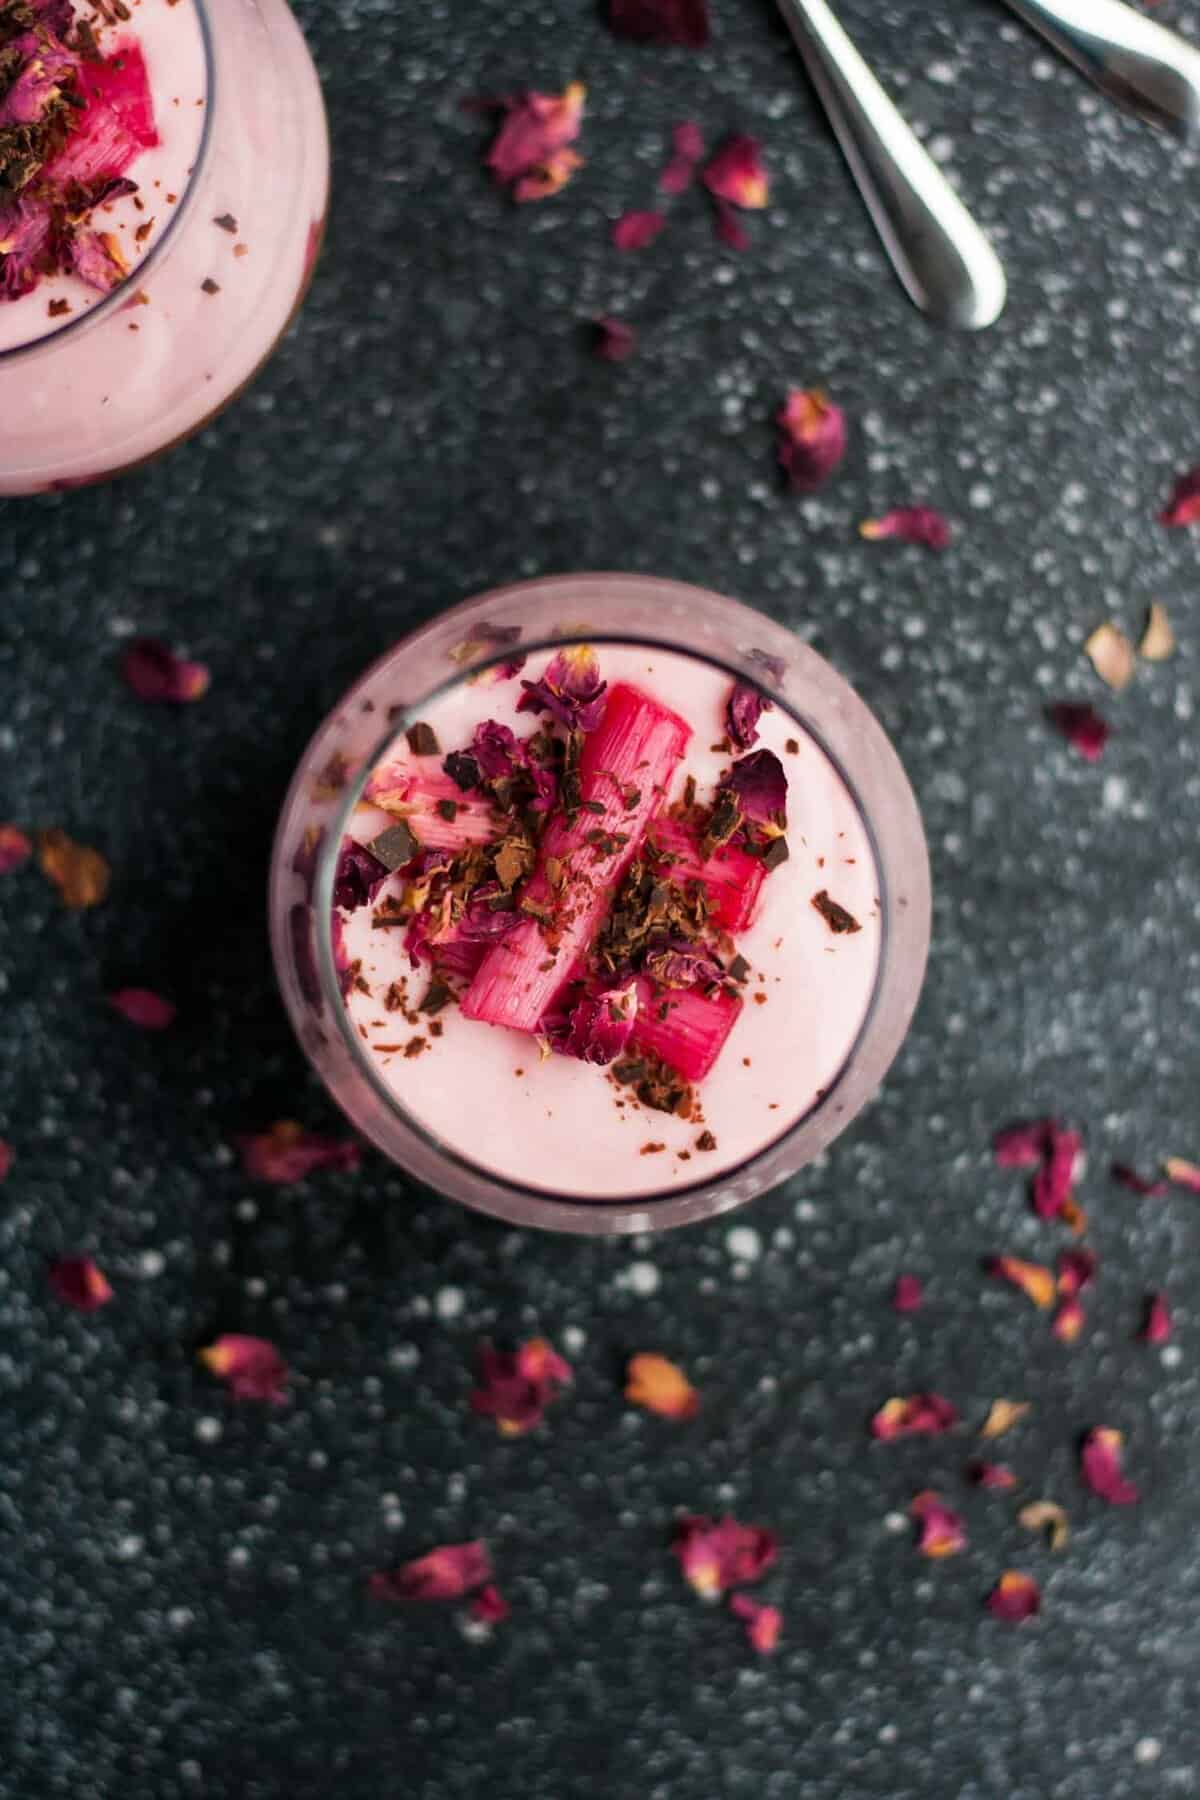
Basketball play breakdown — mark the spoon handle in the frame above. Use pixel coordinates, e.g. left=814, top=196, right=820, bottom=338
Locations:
left=775, top=0, right=1006, bottom=330
left=1001, top=0, right=1200, bottom=136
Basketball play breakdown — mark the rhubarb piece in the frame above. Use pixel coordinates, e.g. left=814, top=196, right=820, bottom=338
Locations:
left=462, top=683, right=691, bottom=1033
left=365, top=765, right=496, bottom=852
left=645, top=817, right=765, bottom=933
left=631, top=976, right=742, bottom=1084
left=48, top=41, right=158, bottom=187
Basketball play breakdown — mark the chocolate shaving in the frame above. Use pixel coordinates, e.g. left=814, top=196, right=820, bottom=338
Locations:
left=213, top=212, right=238, bottom=233
left=443, top=751, right=482, bottom=792
left=406, top=721, right=440, bottom=756
left=695, top=1130, right=717, bottom=1152
left=761, top=837, right=789, bottom=871
left=701, top=788, right=741, bottom=858
left=201, top=278, right=220, bottom=295
left=727, top=953, right=751, bottom=984
left=419, top=981, right=451, bottom=1016
left=812, top=889, right=860, bottom=934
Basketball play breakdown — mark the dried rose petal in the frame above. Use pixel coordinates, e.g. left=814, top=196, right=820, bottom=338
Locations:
left=548, top=984, right=638, bottom=1066
left=0, top=1140, right=11, bottom=1182
left=470, top=1583, right=510, bottom=1624
left=121, top=638, right=210, bottom=703
left=1111, top=1162, right=1167, bottom=1197
left=487, top=83, right=585, bottom=202
left=1084, top=622, right=1135, bottom=692
left=970, top=1462, right=1018, bottom=1491
left=1052, top=1298, right=1085, bottom=1344
left=672, top=1514, right=777, bottom=1597
left=199, top=1334, right=289, bottom=1403
left=721, top=749, right=788, bottom=829
left=334, top=838, right=393, bottom=911
left=1140, top=601, right=1175, bottom=661
left=518, top=645, right=607, bottom=732
left=993, top=1119, right=1052, bottom=1168
left=980, top=1398, right=1030, bottom=1440
left=593, top=315, right=637, bottom=361
left=659, top=119, right=705, bottom=193
left=891, top=1274, right=923, bottom=1313
left=237, top=1121, right=361, bottom=1184
left=728, top=1593, right=782, bottom=1654
left=1032, top=1125, right=1081, bottom=1221
left=713, top=201, right=750, bottom=250
left=1080, top=1427, right=1139, bottom=1505
left=776, top=389, right=847, bottom=493
left=48, top=1256, right=113, bottom=1312
left=625, top=1352, right=699, bottom=1419
left=470, top=1338, right=572, bottom=1435
left=1163, top=1156, right=1200, bottom=1193
left=1140, top=1292, right=1171, bottom=1345
left=642, top=941, right=726, bottom=989
left=986, top=1571, right=1041, bottom=1622
left=726, top=681, right=771, bottom=750
left=860, top=508, right=951, bottom=550
left=871, top=1393, right=959, bottom=1440
left=1048, top=701, right=1109, bottom=761
left=607, top=0, right=710, bottom=48
left=1055, top=1247, right=1097, bottom=1299
left=37, top=829, right=110, bottom=909
left=371, top=1541, right=491, bottom=1602
left=0, top=825, right=32, bottom=873
left=1159, top=466, right=1200, bottom=526
left=704, top=134, right=769, bottom=210
left=108, top=988, right=176, bottom=1030
left=987, top=1255, right=1056, bottom=1310
left=910, top=1490, right=967, bottom=1558
left=1018, top=1500, right=1069, bottom=1551
left=612, top=209, right=666, bottom=251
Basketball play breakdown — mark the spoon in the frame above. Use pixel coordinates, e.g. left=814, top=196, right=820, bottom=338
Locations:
left=1000, top=0, right=1200, bottom=136
left=775, top=0, right=1006, bottom=330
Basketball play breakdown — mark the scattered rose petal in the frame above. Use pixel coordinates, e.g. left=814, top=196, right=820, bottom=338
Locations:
left=776, top=388, right=847, bottom=493
left=1055, top=1247, right=1097, bottom=1299
left=910, top=1490, right=967, bottom=1558
left=993, top=1119, right=1052, bottom=1168
left=892, top=1274, right=923, bottom=1313
left=860, top=507, right=951, bottom=550
left=469, top=1583, right=510, bottom=1624
left=987, top=1255, right=1056, bottom=1310
left=728, top=1593, right=782, bottom=1654
left=1159, top=466, right=1200, bottom=527
left=712, top=200, right=750, bottom=250
left=726, top=681, right=771, bottom=750
left=1163, top=1156, right=1200, bottom=1193
left=1048, top=701, right=1109, bottom=761
left=1052, top=1297, right=1086, bottom=1343
left=544, top=983, right=638, bottom=1065
left=237, top=1121, right=361, bottom=1184
left=1018, top=1500, right=1070, bottom=1551
left=37, top=829, right=110, bottom=909
left=1059, top=1195, right=1088, bottom=1236
left=0, top=1140, right=11, bottom=1182
left=121, top=637, right=210, bottom=703
left=334, top=838, right=394, bottom=910
left=470, top=1338, right=572, bottom=1435
left=109, top=988, right=176, bottom=1030
left=1032, top=1124, right=1082, bottom=1221
left=970, top=1462, right=1018, bottom=1491
left=986, top=1571, right=1041, bottom=1622
left=607, top=0, right=709, bottom=47
left=672, top=1514, right=777, bottom=1598
left=1140, top=601, right=1175, bottom=661
left=0, top=825, right=32, bottom=873
left=48, top=1256, right=113, bottom=1312
left=1084, top=622, right=1135, bottom=691
left=612, top=208, right=666, bottom=250
left=980, top=1399, right=1030, bottom=1440
left=721, top=749, right=788, bottom=829
left=871, top=1393, right=959, bottom=1440
left=593, top=315, right=637, bottom=361
left=371, top=1541, right=492, bottom=1602
left=625, top=1352, right=699, bottom=1419
left=199, top=1334, right=289, bottom=1403
left=518, top=645, right=607, bottom=731
left=659, top=119, right=705, bottom=192
left=487, top=83, right=586, bottom=202
left=1111, top=1162, right=1168, bottom=1197
left=704, top=134, right=769, bottom=210
left=1140, top=1292, right=1171, bottom=1345
left=1080, top=1427, right=1139, bottom=1505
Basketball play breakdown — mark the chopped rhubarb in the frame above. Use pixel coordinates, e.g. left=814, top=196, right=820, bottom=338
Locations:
left=364, top=765, right=496, bottom=852
left=48, top=43, right=159, bottom=187
left=645, top=816, right=765, bottom=933
left=462, top=683, right=690, bottom=1033
left=631, top=975, right=742, bottom=1084
left=433, top=938, right=488, bottom=983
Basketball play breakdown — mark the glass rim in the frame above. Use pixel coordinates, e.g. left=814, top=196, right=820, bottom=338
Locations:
left=312, top=625, right=892, bottom=1219
left=0, top=0, right=215, bottom=366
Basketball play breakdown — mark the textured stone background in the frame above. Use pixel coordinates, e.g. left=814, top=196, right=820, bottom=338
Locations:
left=3, top=0, right=1200, bottom=1795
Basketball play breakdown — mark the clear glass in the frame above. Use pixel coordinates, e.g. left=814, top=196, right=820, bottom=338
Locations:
left=0, top=0, right=330, bottom=494
left=269, top=575, right=932, bottom=1236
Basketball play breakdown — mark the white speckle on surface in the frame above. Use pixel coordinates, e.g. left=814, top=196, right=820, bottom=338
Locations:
left=195, top=1416, right=222, bottom=1443
left=795, top=1200, right=818, bottom=1223
left=883, top=1512, right=908, bottom=1535
left=927, top=59, right=957, bottom=84
left=562, top=1325, right=586, bottom=1353
left=167, top=1606, right=194, bottom=1631
left=878, top=1724, right=898, bottom=1745
left=1135, top=1738, right=1162, bottom=1765
left=115, top=1534, right=144, bottom=1560
left=1161, top=1344, right=1183, bottom=1369
left=968, top=483, right=993, bottom=509
left=138, top=1248, right=165, bottom=1278
left=1103, top=774, right=1128, bottom=813
left=623, top=1261, right=660, bottom=1297
left=726, top=1225, right=761, bottom=1262
left=435, top=1286, right=465, bottom=1321
left=388, top=1343, right=420, bottom=1370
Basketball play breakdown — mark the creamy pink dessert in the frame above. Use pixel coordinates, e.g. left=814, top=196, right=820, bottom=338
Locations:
left=0, top=0, right=329, bottom=492
left=329, top=644, right=882, bottom=1200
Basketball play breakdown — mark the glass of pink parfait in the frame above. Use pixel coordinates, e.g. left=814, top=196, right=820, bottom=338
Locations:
left=269, top=575, right=931, bottom=1236
left=0, top=0, right=329, bottom=494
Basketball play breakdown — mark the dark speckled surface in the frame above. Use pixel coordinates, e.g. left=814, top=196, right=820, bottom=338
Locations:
left=4, top=1, right=1200, bottom=1795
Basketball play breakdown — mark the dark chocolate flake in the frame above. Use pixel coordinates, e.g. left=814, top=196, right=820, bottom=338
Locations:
left=369, top=822, right=419, bottom=871
left=213, top=212, right=238, bottom=233
left=727, top=954, right=751, bottom=984
left=201, top=277, right=220, bottom=294
left=419, top=981, right=451, bottom=1016
left=695, top=1130, right=717, bottom=1152
left=762, top=837, right=790, bottom=871
left=812, top=889, right=860, bottom=934
left=444, top=751, right=482, bottom=793
left=406, top=721, right=440, bottom=757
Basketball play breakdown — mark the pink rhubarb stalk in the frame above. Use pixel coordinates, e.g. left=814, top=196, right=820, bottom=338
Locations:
left=462, top=684, right=691, bottom=1033
left=645, top=816, right=765, bottom=934
left=364, top=766, right=496, bottom=852
left=631, top=976, right=742, bottom=1083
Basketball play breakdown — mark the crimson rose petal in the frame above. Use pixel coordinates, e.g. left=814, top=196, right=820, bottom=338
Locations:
left=593, top=315, right=637, bottom=361
left=721, top=749, right=788, bottom=828
left=0, top=825, right=32, bottom=873
left=200, top=1334, right=289, bottom=1402
left=0, top=1140, right=11, bottom=1182
left=910, top=1490, right=967, bottom=1558
left=237, top=1122, right=361, bottom=1184
left=672, top=1514, right=777, bottom=1597
left=121, top=638, right=210, bottom=703
left=728, top=1593, right=782, bottom=1654
left=1048, top=702, right=1109, bottom=761
left=1055, top=1247, right=1097, bottom=1300
left=1080, top=1427, right=1139, bottom=1505
left=892, top=1274, right=923, bottom=1313
left=871, top=1393, right=958, bottom=1439
left=860, top=508, right=951, bottom=549
left=371, top=1541, right=492, bottom=1602
left=612, top=209, right=666, bottom=251
left=776, top=389, right=847, bottom=493
left=487, top=83, right=585, bottom=201
left=704, top=134, right=769, bottom=209
left=660, top=119, right=705, bottom=193
left=48, top=1256, right=113, bottom=1311
left=970, top=1462, right=1018, bottom=1491
left=1111, top=1162, right=1168, bottom=1197
left=1140, top=1293, right=1171, bottom=1345
left=470, top=1338, right=572, bottom=1435
left=606, top=0, right=710, bottom=47
left=725, top=681, right=771, bottom=750
left=470, top=1583, right=510, bottom=1624
left=1159, top=465, right=1200, bottom=526
left=109, top=988, right=176, bottom=1030
left=986, top=1572, right=1041, bottom=1622
left=517, top=646, right=607, bottom=731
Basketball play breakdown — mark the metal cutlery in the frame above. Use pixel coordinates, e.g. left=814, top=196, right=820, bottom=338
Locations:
left=1001, top=0, right=1200, bottom=137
